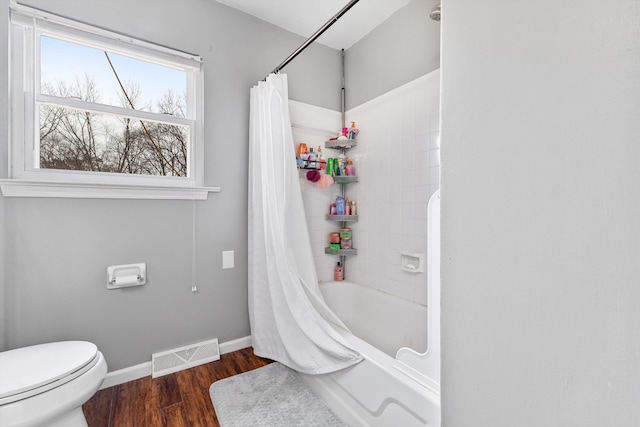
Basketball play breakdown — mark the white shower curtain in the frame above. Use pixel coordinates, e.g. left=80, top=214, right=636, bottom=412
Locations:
left=248, top=73, right=362, bottom=374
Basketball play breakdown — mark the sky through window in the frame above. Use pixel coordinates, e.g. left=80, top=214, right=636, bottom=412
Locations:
left=40, top=36, right=186, bottom=114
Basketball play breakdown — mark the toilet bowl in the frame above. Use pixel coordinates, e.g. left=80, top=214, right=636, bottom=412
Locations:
left=0, top=341, right=108, bottom=427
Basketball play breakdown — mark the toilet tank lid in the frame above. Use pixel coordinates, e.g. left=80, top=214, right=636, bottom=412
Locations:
left=0, top=341, right=98, bottom=399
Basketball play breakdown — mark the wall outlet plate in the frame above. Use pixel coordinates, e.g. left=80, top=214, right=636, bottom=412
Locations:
left=222, top=250, right=234, bottom=269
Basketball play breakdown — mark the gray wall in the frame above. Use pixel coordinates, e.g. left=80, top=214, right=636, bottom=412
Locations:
left=441, top=1, right=640, bottom=426
left=0, top=0, right=341, bottom=370
left=345, top=0, right=440, bottom=109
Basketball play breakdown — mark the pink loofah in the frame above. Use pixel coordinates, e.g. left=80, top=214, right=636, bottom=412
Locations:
left=317, top=172, right=334, bottom=189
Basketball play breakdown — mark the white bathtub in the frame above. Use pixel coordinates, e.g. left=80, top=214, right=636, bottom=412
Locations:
left=301, top=280, right=440, bottom=427
left=320, top=281, right=428, bottom=357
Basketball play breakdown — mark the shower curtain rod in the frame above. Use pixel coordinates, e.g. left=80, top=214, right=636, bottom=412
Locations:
left=269, top=0, right=360, bottom=75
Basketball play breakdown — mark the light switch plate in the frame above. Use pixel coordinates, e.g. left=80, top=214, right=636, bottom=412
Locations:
left=222, top=250, right=234, bottom=269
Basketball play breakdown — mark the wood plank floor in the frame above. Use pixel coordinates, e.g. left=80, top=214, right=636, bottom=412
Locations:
left=83, top=347, right=272, bottom=427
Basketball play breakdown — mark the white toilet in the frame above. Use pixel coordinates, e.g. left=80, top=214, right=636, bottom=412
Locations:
left=0, top=341, right=107, bottom=427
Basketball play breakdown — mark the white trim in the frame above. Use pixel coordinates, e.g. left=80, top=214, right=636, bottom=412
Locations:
left=10, top=2, right=202, bottom=68
left=219, top=335, right=253, bottom=355
left=8, top=3, right=207, bottom=196
left=100, top=361, right=151, bottom=390
left=98, top=336, right=252, bottom=389
left=0, top=180, right=220, bottom=200
left=37, top=94, right=194, bottom=126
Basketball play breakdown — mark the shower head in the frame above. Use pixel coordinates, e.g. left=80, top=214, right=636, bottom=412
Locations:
left=430, top=3, right=441, bottom=22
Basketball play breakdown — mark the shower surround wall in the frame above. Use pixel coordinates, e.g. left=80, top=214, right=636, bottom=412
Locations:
left=291, top=69, right=440, bottom=306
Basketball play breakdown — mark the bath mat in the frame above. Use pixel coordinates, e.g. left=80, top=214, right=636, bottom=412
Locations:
left=209, top=362, right=346, bottom=427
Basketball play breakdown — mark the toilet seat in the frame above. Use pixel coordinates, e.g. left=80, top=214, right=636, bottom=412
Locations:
left=0, top=341, right=100, bottom=405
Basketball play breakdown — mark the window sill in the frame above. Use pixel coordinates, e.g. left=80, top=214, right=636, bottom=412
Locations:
left=0, top=180, right=221, bottom=200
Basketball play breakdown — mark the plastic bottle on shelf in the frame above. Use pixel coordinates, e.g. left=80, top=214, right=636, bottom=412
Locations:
left=317, top=146, right=324, bottom=169
left=297, top=142, right=308, bottom=158
left=337, top=153, right=346, bottom=175
left=336, top=195, right=345, bottom=215
left=350, top=200, right=357, bottom=216
left=334, top=262, right=344, bottom=281
left=348, top=122, right=359, bottom=140
left=308, top=148, right=316, bottom=168
left=345, top=159, right=355, bottom=175
left=299, top=145, right=309, bottom=168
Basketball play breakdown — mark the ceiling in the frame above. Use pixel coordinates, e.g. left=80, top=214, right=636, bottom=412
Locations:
left=215, top=0, right=411, bottom=50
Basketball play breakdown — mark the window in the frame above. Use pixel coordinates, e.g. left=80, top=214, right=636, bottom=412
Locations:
left=3, top=3, right=217, bottom=199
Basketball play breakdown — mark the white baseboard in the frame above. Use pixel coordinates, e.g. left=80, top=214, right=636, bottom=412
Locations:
left=219, top=335, right=252, bottom=354
left=100, top=335, right=252, bottom=389
left=100, top=361, right=151, bottom=389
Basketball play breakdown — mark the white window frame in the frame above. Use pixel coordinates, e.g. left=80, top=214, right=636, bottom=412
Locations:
left=1, top=3, right=219, bottom=199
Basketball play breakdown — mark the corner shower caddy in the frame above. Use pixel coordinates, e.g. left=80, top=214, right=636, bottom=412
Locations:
left=324, top=139, right=358, bottom=271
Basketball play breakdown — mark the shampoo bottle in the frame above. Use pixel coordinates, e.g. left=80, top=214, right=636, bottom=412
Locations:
left=337, top=153, right=346, bottom=175
left=330, top=203, right=337, bottom=215
left=348, top=122, right=359, bottom=139
left=308, top=148, right=316, bottom=168
left=297, top=142, right=308, bottom=158
left=336, top=195, right=345, bottom=215
left=317, top=146, right=324, bottom=169
left=334, top=262, right=344, bottom=281
left=345, top=159, right=355, bottom=175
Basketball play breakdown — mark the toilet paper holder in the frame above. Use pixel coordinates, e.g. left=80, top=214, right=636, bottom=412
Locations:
left=107, top=263, right=146, bottom=289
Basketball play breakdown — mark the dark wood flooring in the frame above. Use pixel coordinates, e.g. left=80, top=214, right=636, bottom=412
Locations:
left=83, top=347, right=272, bottom=427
